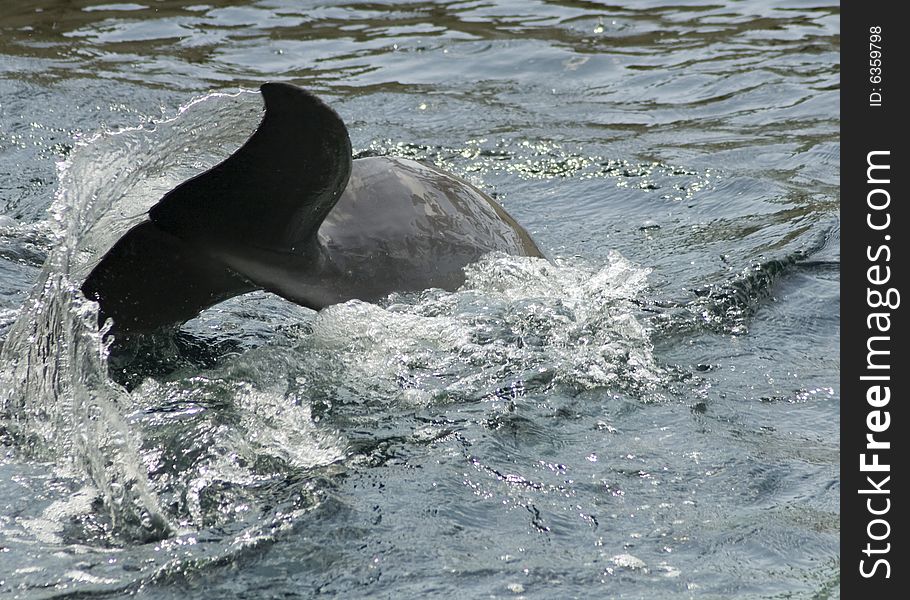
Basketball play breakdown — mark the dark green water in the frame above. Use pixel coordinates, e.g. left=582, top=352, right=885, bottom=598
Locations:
left=1, top=1, right=838, bottom=598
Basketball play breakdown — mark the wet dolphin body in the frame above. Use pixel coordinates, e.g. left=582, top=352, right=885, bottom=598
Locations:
left=82, top=83, right=543, bottom=335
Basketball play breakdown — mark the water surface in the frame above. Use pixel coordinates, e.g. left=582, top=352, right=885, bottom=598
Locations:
left=1, top=1, right=839, bottom=598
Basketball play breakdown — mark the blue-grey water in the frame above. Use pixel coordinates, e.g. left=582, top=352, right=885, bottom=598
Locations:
left=1, top=1, right=839, bottom=598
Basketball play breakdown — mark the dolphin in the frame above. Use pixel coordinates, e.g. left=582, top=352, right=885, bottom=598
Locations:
left=81, top=82, right=543, bottom=336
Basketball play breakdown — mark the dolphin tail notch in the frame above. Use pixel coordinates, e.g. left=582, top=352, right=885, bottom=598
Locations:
left=82, top=83, right=353, bottom=335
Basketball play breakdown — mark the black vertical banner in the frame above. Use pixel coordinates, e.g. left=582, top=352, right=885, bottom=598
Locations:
left=842, top=2, right=907, bottom=597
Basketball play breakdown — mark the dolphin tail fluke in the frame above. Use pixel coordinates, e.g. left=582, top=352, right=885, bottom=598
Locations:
left=149, top=82, right=353, bottom=251
left=81, top=222, right=257, bottom=335
left=82, top=82, right=353, bottom=335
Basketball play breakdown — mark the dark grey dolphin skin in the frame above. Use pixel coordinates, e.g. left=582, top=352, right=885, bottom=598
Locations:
left=82, top=83, right=543, bottom=336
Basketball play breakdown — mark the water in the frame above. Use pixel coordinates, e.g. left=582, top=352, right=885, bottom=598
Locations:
left=1, top=1, right=839, bottom=598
